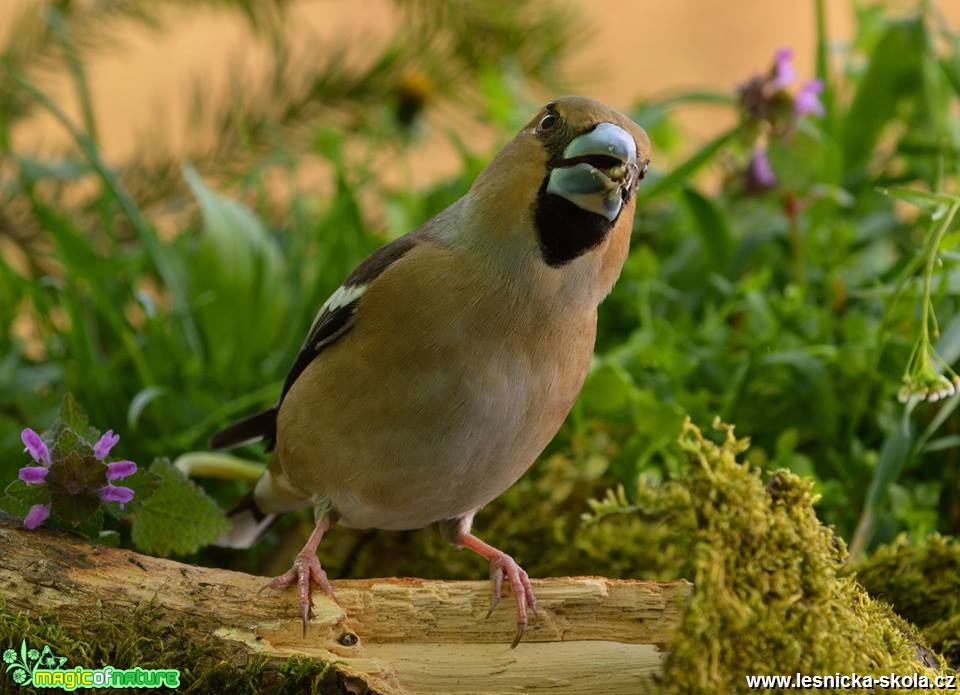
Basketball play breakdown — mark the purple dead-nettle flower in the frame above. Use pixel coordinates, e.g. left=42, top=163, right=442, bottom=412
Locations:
left=21, top=428, right=50, bottom=466
left=95, top=435, right=137, bottom=510
left=739, top=48, right=825, bottom=129
left=98, top=484, right=135, bottom=509
left=18, top=466, right=49, bottom=485
left=795, top=79, right=825, bottom=117
left=14, top=422, right=138, bottom=529
left=771, top=48, right=796, bottom=90
left=24, top=504, right=51, bottom=530
left=93, top=430, right=120, bottom=460
left=745, top=146, right=778, bottom=192
left=106, top=460, right=137, bottom=481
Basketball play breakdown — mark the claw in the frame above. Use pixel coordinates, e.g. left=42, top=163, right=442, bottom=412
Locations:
left=486, top=551, right=537, bottom=648
left=455, top=532, right=539, bottom=648
left=510, top=625, right=525, bottom=650
left=525, top=579, right=539, bottom=618
left=265, top=551, right=338, bottom=637
left=485, top=564, right=505, bottom=618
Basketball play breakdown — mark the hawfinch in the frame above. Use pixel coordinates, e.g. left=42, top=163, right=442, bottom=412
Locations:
left=211, top=96, right=651, bottom=647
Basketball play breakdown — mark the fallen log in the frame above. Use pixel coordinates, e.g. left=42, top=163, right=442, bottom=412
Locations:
left=0, top=516, right=689, bottom=694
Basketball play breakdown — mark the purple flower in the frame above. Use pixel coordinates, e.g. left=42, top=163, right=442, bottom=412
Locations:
left=21, top=428, right=50, bottom=466
left=18, top=466, right=49, bottom=485
left=23, top=504, right=51, bottom=530
left=98, top=485, right=135, bottom=509
left=16, top=420, right=139, bottom=530
left=795, top=78, right=825, bottom=117
left=772, top=48, right=796, bottom=90
left=746, top=147, right=778, bottom=191
left=16, top=415, right=140, bottom=531
left=106, top=460, right=137, bottom=481
left=93, top=430, right=120, bottom=460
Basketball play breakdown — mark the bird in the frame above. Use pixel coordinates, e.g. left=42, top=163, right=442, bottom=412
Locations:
left=210, top=96, right=651, bottom=648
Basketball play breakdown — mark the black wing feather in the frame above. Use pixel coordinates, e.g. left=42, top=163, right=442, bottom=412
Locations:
left=279, top=301, right=358, bottom=404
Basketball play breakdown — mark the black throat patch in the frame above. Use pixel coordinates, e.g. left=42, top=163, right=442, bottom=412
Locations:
left=533, top=178, right=615, bottom=267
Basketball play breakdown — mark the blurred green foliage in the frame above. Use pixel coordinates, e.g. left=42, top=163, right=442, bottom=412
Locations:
left=1, top=0, right=960, bottom=587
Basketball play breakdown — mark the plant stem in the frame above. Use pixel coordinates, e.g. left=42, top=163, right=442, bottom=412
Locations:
left=814, top=0, right=834, bottom=123
left=919, top=203, right=959, bottom=348
left=784, top=191, right=805, bottom=290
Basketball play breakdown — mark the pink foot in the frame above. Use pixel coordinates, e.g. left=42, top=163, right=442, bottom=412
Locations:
left=265, top=551, right=338, bottom=636
left=485, top=551, right=538, bottom=648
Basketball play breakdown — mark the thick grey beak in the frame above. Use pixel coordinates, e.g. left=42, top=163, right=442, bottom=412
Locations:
left=546, top=123, right=638, bottom=221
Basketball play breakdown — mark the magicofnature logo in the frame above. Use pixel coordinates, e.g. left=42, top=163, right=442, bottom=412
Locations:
left=3, top=639, right=180, bottom=690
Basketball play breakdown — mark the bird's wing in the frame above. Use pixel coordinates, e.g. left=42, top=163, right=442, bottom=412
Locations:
left=280, top=232, right=420, bottom=403
left=209, top=232, right=422, bottom=449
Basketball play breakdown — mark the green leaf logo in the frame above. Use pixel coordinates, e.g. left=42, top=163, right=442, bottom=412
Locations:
left=3, top=639, right=67, bottom=688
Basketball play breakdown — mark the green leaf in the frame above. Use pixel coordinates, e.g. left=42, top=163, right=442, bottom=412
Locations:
left=97, top=529, right=121, bottom=547
left=127, top=386, right=167, bottom=429
left=49, top=490, right=101, bottom=528
left=851, top=413, right=914, bottom=554
left=48, top=431, right=106, bottom=492
left=58, top=393, right=90, bottom=433
left=0, top=479, right=50, bottom=518
left=184, top=165, right=288, bottom=374
left=50, top=427, right=88, bottom=461
left=41, top=428, right=108, bottom=529
left=116, top=463, right=161, bottom=510
left=921, top=434, right=960, bottom=454
left=60, top=392, right=100, bottom=442
left=52, top=508, right=104, bottom=541
left=878, top=186, right=960, bottom=212
left=47, top=395, right=100, bottom=450
left=767, top=121, right=837, bottom=190
left=637, top=126, right=739, bottom=201
left=131, top=458, right=230, bottom=557
left=580, top=362, right=638, bottom=416
left=843, top=19, right=924, bottom=179
left=681, top=185, right=733, bottom=273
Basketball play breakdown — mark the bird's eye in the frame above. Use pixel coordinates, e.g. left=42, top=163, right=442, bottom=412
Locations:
left=538, top=113, right=559, bottom=131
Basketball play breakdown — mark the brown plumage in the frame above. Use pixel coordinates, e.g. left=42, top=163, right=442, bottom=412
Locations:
left=212, top=96, right=651, bottom=646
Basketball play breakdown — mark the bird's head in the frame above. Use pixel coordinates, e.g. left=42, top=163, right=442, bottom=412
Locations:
left=461, top=96, right=651, bottom=272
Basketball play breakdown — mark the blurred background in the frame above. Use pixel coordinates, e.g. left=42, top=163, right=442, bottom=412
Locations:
left=11, top=2, right=959, bottom=177
left=2, top=0, right=960, bottom=596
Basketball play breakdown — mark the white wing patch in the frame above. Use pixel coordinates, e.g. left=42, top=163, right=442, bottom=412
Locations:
left=325, top=283, right=368, bottom=313
left=306, top=283, right=368, bottom=349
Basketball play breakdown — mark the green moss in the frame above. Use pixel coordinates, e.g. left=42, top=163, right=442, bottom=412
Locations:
left=856, top=534, right=960, bottom=668
left=0, top=599, right=356, bottom=694
left=654, top=418, right=949, bottom=694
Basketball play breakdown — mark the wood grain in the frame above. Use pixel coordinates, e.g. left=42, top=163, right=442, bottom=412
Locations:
left=0, top=517, right=689, bottom=694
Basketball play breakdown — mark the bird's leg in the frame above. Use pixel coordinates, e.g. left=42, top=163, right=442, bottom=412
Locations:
left=456, top=531, right=538, bottom=648
left=265, top=513, right=337, bottom=636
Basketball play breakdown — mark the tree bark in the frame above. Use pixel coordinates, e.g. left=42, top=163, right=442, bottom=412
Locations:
left=0, top=516, right=689, bottom=694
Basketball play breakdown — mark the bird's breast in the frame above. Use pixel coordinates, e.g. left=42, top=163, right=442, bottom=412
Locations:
left=276, top=244, right=598, bottom=530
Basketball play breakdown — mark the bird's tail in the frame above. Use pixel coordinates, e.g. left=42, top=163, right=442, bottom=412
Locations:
left=217, top=489, right=278, bottom=549
left=209, top=407, right=277, bottom=450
